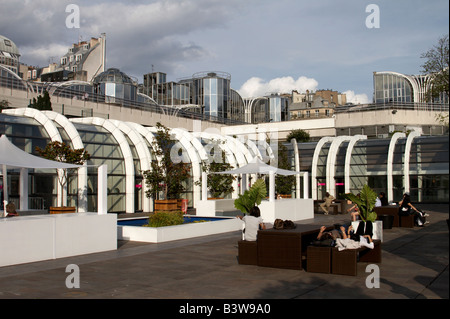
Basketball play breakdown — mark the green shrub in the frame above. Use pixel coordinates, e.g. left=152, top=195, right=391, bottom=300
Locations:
left=146, top=211, right=184, bottom=227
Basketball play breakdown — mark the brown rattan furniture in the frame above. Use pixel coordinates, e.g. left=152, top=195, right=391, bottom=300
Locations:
left=399, top=215, right=415, bottom=228
left=256, top=225, right=331, bottom=270
left=238, top=240, right=258, bottom=265
left=374, top=206, right=400, bottom=227
left=306, top=246, right=332, bottom=273
left=331, top=239, right=381, bottom=276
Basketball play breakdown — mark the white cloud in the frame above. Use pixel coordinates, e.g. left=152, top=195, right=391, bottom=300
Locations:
left=343, top=90, right=371, bottom=104
left=238, top=76, right=319, bottom=98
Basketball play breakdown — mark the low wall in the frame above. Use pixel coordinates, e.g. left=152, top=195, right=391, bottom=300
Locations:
left=259, top=199, right=314, bottom=223
left=0, top=213, right=117, bottom=267
left=195, top=199, right=236, bottom=217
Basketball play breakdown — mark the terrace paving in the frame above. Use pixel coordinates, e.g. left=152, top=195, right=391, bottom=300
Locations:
left=0, top=204, right=447, bottom=302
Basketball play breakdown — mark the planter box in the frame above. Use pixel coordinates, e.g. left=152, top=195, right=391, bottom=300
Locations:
left=117, top=216, right=243, bottom=243
left=49, top=206, right=76, bottom=214
left=154, top=199, right=178, bottom=211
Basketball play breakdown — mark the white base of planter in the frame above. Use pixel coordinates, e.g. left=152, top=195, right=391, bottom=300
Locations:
left=351, top=220, right=383, bottom=242
left=117, top=217, right=243, bottom=243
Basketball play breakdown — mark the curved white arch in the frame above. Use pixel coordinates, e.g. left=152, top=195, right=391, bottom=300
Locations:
left=387, top=132, right=406, bottom=202
left=311, top=136, right=334, bottom=200
left=192, top=131, right=240, bottom=198
left=404, top=130, right=421, bottom=194
left=43, top=111, right=88, bottom=212
left=326, top=136, right=349, bottom=196
left=376, top=71, right=432, bottom=103
left=71, top=117, right=136, bottom=214
left=344, top=135, right=367, bottom=194
left=171, top=128, right=202, bottom=206
left=109, top=119, right=153, bottom=213
left=2, top=108, right=69, bottom=208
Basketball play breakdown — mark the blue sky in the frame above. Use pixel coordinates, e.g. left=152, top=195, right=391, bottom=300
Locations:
left=1, top=0, right=448, bottom=102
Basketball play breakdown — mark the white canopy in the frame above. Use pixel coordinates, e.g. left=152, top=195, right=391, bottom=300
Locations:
left=214, top=156, right=300, bottom=176
left=0, top=135, right=81, bottom=171
left=1, top=135, right=82, bottom=217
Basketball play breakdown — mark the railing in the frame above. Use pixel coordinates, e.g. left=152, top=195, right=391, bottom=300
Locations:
left=0, top=74, right=247, bottom=126
left=335, top=102, right=449, bottom=113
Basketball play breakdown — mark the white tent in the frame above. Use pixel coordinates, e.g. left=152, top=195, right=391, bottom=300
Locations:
left=0, top=135, right=82, bottom=216
left=214, top=156, right=299, bottom=176
left=212, top=156, right=301, bottom=202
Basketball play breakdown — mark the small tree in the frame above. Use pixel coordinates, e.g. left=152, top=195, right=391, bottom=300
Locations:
left=420, top=34, right=449, bottom=102
left=29, top=90, right=52, bottom=111
left=275, top=143, right=295, bottom=195
left=36, top=141, right=90, bottom=207
left=143, top=122, right=191, bottom=201
left=0, top=99, right=9, bottom=110
left=287, top=129, right=310, bottom=143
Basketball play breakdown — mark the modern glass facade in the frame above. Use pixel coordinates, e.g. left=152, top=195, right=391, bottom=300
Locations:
left=284, top=135, right=448, bottom=203
left=1, top=108, right=448, bottom=215
left=374, top=72, right=413, bottom=104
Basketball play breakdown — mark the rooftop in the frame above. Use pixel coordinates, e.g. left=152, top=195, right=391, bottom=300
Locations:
left=0, top=204, right=447, bottom=302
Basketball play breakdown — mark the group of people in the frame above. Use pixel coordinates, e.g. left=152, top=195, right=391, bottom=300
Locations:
left=238, top=190, right=429, bottom=243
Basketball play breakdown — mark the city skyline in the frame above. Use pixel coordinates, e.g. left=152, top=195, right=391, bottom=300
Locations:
left=1, top=0, right=448, bottom=103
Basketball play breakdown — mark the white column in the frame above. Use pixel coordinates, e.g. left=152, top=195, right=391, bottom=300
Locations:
left=303, top=172, right=309, bottom=199
left=291, top=138, right=301, bottom=199
left=202, top=171, right=208, bottom=201
left=20, top=168, right=29, bottom=211
left=2, top=164, right=7, bottom=217
left=98, top=164, right=108, bottom=215
left=269, top=171, right=275, bottom=202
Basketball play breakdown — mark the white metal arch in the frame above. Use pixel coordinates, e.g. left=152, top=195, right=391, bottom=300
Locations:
left=344, top=135, right=367, bottom=194
left=311, top=136, right=334, bottom=200
left=404, top=130, right=421, bottom=195
left=2, top=108, right=69, bottom=208
left=326, top=136, right=350, bottom=196
left=171, top=128, right=203, bottom=207
left=109, top=119, right=153, bottom=213
left=387, top=132, right=406, bottom=202
left=192, top=131, right=240, bottom=198
left=43, top=111, right=89, bottom=212
left=71, top=117, right=136, bottom=214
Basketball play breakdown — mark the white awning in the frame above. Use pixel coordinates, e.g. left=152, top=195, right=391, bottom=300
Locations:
left=0, top=135, right=82, bottom=171
left=214, top=156, right=300, bottom=176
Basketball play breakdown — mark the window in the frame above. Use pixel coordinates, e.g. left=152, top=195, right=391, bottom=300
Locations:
left=325, top=109, right=330, bottom=117
left=315, top=110, right=319, bottom=117
left=306, top=110, right=310, bottom=118
left=61, top=57, right=67, bottom=65
left=76, top=54, right=82, bottom=62
left=4, top=39, right=12, bottom=47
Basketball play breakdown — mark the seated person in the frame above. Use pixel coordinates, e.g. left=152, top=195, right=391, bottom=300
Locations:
left=237, top=206, right=266, bottom=241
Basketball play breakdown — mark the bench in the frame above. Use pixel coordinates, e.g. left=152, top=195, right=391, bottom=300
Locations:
left=238, top=240, right=258, bottom=265
left=255, top=225, right=332, bottom=270
left=307, top=240, right=381, bottom=276
left=374, top=206, right=415, bottom=228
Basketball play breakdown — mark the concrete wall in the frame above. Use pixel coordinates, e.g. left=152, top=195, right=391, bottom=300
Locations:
left=0, top=213, right=117, bottom=267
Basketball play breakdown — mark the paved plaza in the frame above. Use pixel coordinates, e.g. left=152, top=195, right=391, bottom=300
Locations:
left=0, top=204, right=448, bottom=302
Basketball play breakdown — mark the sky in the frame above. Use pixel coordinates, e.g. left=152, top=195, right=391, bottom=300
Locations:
left=1, top=0, right=448, bottom=103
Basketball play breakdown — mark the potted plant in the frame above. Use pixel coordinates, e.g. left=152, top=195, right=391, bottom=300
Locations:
left=234, top=179, right=267, bottom=214
left=342, top=184, right=378, bottom=223
left=195, top=152, right=236, bottom=199
left=143, top=123, right=191, bottom=211
left=36, top=141, right=90, bottom=213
